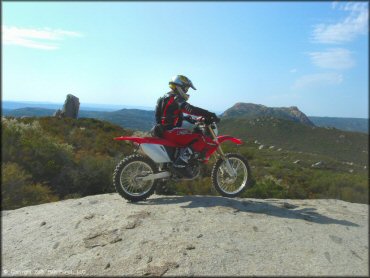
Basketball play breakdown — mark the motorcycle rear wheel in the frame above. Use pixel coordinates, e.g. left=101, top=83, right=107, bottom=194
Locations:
left=113, top=154, right=158, bottom=202
left=211, top=153, right=252, bottom=198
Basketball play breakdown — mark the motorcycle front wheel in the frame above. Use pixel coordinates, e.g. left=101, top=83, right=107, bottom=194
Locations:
left=113, top=154, right=158, bottom=202
left=211, top=153, right=252, bottom=198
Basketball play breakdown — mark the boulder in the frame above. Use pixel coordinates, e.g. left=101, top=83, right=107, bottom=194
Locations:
left=55, top=94, right=80, bottom=119
left=63, top=94, right=80, bottom=118
left=312, top=161, right=324, bottom=168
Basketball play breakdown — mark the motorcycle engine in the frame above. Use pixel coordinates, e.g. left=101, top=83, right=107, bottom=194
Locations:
left=185, top=159, right=201, bottom=180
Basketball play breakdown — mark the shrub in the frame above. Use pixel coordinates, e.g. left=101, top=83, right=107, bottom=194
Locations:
left=243, top=175, right=287, bottom=199
left=2, top=162, right=58, bottom=210
left=71, top=154, right=116, bottom=196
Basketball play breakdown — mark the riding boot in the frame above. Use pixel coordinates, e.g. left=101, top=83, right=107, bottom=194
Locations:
left=171, top=147, right=193, bottom=178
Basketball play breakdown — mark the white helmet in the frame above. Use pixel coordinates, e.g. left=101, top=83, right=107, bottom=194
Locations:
left=169, top=75, right=196, bottom=101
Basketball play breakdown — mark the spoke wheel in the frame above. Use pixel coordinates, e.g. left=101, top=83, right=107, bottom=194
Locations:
left=113, top=154, right=158, bottom=202
left=212, top=153, right=252, bottom=197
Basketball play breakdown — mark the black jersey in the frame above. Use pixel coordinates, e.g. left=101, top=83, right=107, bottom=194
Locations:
left=155, top=92, right=213, bottom=130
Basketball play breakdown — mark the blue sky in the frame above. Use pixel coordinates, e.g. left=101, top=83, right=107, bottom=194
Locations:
left=3, top=2, right=369, bottom=117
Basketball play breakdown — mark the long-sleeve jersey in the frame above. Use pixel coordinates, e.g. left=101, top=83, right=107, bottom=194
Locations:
left=155, top=92, right=213, bottom=130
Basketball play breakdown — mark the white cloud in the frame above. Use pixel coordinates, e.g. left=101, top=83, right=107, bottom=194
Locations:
left=292, top=72, right=343, bottom=89
left=331, top=1, right=339, bottom=10
left=308, top=48, right=355, bottom=70
left=3, top=26, right=82, bottom=50
left=312, top=2, right=368, bottom=44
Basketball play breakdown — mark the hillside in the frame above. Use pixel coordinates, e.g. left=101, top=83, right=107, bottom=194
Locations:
left=3, top=115, right=368, bottom=211
left=3, top=107, right=56, bottom=117
left=219, top=116, right=368, bottom=165
left=309, top=116, right=368, bottom=134
left=221, top=103, right=314, bottom=126
left=2, top=194, right=368, bottom=276
left=80, top=109, right=155, bottom=131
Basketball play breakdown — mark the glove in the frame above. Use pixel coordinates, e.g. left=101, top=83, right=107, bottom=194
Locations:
left=184, top=115, right=197, bottom=124
left=206, top=113, right=221, bottom=124
left=204, top=117, right=213, bottom=125
left=213, top=115, right=221, bottom=123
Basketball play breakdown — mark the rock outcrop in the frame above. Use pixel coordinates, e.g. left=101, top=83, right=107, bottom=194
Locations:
left=222, top=103, right=315, bottom=126
left=2, top=194, right=368, bottom=276
left=54, top=94, right=80, bottom=119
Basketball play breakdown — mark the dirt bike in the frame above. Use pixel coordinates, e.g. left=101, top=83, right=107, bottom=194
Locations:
left=113, top=117, right=252, bottom=202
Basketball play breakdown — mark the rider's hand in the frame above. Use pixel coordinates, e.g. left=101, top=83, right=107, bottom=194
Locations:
left=213, top=115, right=221, bottom=123
left=209, top=113, right=221, bottom=123
left=203, top=113, right=219, bottom=125
left=184, top=115, right=197, bottom=124
left=204, top=116, right=216, bottom=125
left=204, top=118, right=212, bottom=125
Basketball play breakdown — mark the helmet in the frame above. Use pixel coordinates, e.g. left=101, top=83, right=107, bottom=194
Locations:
left=169, top=75, right=196, bottom=101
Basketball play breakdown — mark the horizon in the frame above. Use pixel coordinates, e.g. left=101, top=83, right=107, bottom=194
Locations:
left=2, top=99, right=368, bottom=119
left=3, top=2, right=369, bottom=118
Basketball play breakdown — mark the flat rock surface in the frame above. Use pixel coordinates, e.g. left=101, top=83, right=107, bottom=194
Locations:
left=2, top=194, right=369, bottom=276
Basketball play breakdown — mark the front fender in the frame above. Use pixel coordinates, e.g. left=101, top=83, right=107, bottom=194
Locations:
left=217, top=135, right=243, bottom=145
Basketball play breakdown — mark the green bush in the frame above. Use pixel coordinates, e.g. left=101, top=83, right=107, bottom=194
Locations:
left=71, top=154, right=116, bottom=196
left=2, top=162, right=58, bottom=210
left=243, top=175, right=287, bottom=199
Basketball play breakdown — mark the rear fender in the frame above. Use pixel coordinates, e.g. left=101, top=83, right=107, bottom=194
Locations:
left=217, top=135, right=243, bottom=145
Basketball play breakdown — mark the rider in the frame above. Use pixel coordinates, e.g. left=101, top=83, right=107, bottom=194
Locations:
left=154, top=75, right=220, bottom=177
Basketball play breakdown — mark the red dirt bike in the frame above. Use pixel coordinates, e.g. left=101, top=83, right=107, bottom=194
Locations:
left=113, top=117, right=252, bottom=202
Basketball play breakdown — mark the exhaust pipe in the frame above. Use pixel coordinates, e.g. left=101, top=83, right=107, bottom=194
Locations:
left=135, top=171, right=171, bottom=181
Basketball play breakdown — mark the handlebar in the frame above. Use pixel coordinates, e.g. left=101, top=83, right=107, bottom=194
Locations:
left=194, top=116, right=220, bottom=125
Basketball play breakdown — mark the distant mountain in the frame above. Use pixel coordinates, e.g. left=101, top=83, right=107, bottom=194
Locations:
left=221, top=103, right=314, bottom=126
left=3, top=108, right=11, bottom=114
left=3, top=102, right=368, bottom=134
left=219, top=116, right=368, bottom=165
left=2, top=107, right=56, bottom=117
left=2, top=101, right=154, bottom=112
left=2, top=107, right=155, bottom=131
left=2, top=101, right=62, bottom=110
left=80, top=109, right=155, bottom=131
left=308, top=116, right=368, bottom=134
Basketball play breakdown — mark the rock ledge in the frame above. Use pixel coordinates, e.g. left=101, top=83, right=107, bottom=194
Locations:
left=2, top=194, right=368, bottom=276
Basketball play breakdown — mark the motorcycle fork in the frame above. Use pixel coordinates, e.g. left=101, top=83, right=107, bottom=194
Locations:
left=208, top=126, right=237, bottom=177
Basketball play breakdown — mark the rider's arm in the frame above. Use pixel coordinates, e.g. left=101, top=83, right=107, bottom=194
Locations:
left=176, top=97, right=214, bottom=118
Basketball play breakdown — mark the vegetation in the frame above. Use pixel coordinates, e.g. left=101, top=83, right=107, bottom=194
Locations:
left=163, top=140, right=368, bottom=204
left=2, top=162, right=58, bottom=210
left=1, top=116, right=368, bottom=210
left=219, top=116, right=368, bottom=164
left=2, top=117, right=132, bottom=209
